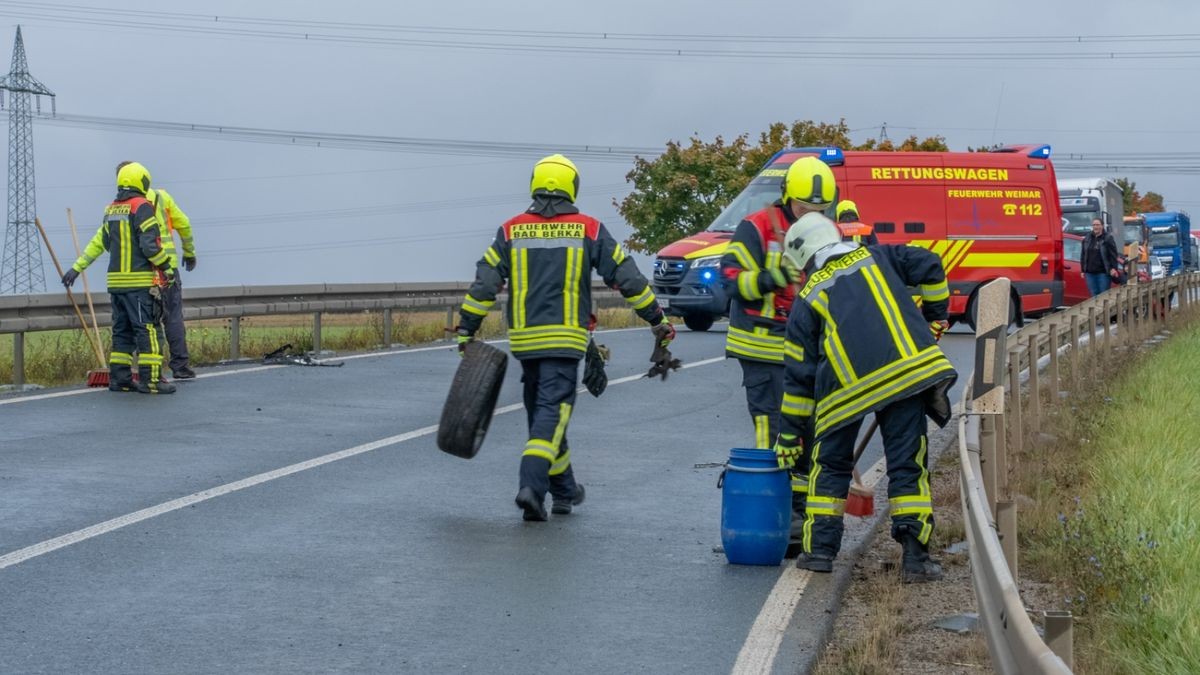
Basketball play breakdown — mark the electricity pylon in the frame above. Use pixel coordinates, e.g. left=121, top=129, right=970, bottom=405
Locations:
left=0, top=26, right=55, bottom=294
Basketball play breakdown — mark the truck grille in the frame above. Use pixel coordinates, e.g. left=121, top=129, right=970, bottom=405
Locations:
left=653, top=258, right=688, bottom=285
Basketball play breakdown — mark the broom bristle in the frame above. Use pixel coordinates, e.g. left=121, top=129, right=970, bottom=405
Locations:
left=845, top=483, right=875, bottom=517
left=86, top=369, right=109, bottom=387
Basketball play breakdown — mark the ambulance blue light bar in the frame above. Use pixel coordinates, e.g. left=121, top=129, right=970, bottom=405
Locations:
left=761, top=146, right=845, bottom=169
left=1028, top=144, right=1051, bottom=159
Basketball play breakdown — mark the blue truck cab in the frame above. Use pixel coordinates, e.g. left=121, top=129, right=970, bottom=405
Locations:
left=1142, top=211, right=1193, bottom=274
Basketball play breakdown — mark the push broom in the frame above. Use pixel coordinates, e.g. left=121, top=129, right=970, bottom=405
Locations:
left=34, top=216, right=109, bottom=387
left=67, top=208, right=105, bottom=372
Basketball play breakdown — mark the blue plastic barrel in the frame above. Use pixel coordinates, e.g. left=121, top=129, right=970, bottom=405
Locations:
left=720, top=448, right=791, bottom=566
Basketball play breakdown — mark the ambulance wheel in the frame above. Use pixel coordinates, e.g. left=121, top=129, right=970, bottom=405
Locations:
left=437, top=341, right=508, bottom=459
left=683, top=313, right=715, bottom=332
left=964, top=291, right=1019, bottom=332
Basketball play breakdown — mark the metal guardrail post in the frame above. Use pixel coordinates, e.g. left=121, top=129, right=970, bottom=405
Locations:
left=230, top=317, right=241, bottom=362
left=1043, top=611, right=1074, bottom=670
left=1025, top=333, right=1040, bottom=433
left=1007, top=347, right=1023, bottom=456
left=980, top=413, right=1000, bottom=518
left=312, top=312, right=322, bottom=353
left=997, top=499, right=1018, bottom=579
left=1047, top=322, right=1060, bottom=404
left=382, top=308, right=393, bottom=347
left=13, top=331, right=24, bottom=388
left=1102, top=298, right=1111, bottom=350
left=1069, top=313, right=1080, bottom=390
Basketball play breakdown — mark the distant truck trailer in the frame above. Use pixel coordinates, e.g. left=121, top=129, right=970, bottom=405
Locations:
left=1058, top=177, right=1124, bottom=236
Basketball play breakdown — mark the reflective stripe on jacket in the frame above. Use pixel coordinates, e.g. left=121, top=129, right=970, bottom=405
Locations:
left=720, top=203, right=797, bottom=364
left=147, top=188, right=194, bottom=270
left=836, top=220, right=879, bottom=246
left=71, top=190, right=168, bottom=293
left=780, top=244, right=956, bottom=444
left=460, top=204, right=664, bottom=360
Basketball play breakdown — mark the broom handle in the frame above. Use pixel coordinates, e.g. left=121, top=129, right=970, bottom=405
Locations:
left=850, top=417, right=879, bottom=486
left=66, top=208, right=104, bottom=357
left=34, top=217, right=107, bottom=368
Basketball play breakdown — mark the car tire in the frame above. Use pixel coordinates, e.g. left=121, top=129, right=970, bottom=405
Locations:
left=683, top=313, right=716, bottom=332
left=437, top=341, right=508, bottom=459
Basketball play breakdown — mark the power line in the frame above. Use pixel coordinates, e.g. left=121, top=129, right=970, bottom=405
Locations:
left=4, top=2, right=1200, bottom=61
left=8, top=110, right=661, bottom=161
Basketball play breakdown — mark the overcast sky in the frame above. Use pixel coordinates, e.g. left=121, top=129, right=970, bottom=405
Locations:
left=2, top=0, right=1198, bottom=289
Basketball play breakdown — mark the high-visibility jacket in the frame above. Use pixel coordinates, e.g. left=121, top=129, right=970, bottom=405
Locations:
left=71, top=189, right=169, bottom=293
left=836, top=220, right=879, bottom=246
left=146, top=188, right=195, bottom=271
left=460, top=202, right=664, bottom=360
left=780, top=244, right=956, bottom=444
left=720, top=202, right=797, bottom=364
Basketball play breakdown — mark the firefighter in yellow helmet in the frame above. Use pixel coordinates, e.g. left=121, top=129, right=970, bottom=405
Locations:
left=456, top=154, right=675, bottom=521
left=116, top=161, right=198, bottom=380
left=776, top=210, right=956, bottom=582
left=719, top=155, right=834, bottom=556
left=62, top=162, right=176, bottom=394
left=834, top=200, right=879, bottom=246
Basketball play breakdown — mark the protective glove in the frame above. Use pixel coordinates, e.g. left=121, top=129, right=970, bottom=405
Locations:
left=647, top=319, right=681, bottom=380
left=183, top=255, right=197, bottom=272
left=773, top=436, right=804, bottom=470
left=930, top=319, right=949, bottom=341
left=61, top=268, right=79, bottom=288
left=455, top=327, right=474, bottom=357
left=583, top=338, right=608, bottom=397
left=764, top=250, right=800, bottom=289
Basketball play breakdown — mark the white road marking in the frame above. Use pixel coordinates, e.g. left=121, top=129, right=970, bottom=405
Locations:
left=0, top=354, right=726, bottom=570
left=0, top=327, right=652, bottom=406
left=731, top=454, right=887, bottom=675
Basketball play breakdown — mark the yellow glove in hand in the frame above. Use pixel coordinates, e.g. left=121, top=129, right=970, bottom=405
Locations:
left=774, top=442, right=803, bottom=470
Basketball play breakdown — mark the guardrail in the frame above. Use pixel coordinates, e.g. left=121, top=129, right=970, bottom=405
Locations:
left=959, top=273, right=1198, bottom=674
left=1, top=282, right=625, bottom=387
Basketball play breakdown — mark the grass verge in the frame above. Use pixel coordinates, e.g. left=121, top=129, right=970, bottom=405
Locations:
left=1017, top=312, right=1200, bottom=674
left=1, top=306, right=645, bottom=388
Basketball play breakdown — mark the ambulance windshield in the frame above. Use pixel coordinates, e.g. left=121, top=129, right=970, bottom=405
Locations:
left=706, top=179, right=783, bottom=232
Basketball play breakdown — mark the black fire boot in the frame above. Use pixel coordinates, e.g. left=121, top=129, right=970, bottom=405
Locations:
left=551, top=484, right=586, bottom=515
left=898, top=526, right=943, bottom=583
left=515, top=487, right=548, bottom=522
left=136, top=368, right=177, bottom=395
left=795, top=552, right=834, bottom=573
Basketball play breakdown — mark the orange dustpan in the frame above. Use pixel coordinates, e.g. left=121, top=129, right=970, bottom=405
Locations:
left=845, top=418, right=879, bottom=517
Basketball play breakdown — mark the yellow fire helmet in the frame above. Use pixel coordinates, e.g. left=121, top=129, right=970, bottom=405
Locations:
left=530, top=154, right=580, bottom=202
left=116, top=161, right=152, bottom=193
left=835, top=199, right=859, bottom=223
left=782, top=156, right=836, bottom=208
left=782, top=211, right=841, bottom=272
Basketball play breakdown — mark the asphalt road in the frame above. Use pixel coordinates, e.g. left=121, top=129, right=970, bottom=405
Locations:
left=0, top=325, right=973, bottom=674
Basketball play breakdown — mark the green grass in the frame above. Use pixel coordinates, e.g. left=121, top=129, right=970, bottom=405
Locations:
left=1019, top=319, right=1200, bottom=674
left=1, top=307, right=645, bottom=388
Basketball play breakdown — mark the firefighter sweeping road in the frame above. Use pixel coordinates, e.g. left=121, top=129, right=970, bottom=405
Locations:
left=0, top=327, right=972, bottom=674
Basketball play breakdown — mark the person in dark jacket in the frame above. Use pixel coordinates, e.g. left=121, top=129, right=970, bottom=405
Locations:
left=777, top=211, right=956, bottom=583
left=62, top=162, right=176, bottom=394
left=1080, top=218, right=1121, bottom=297
left=457, top=154, right=674, bottom=522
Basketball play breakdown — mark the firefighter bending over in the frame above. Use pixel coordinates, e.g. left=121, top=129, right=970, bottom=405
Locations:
left=456, top=154, right=675, bottom=522
left=834, top=200, right=879, bottom=246
left=62, top=162, right=176, bottom=394
left=720, top=156, right=834, bottom=555
left=777, top=211, right=956, bottom=582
